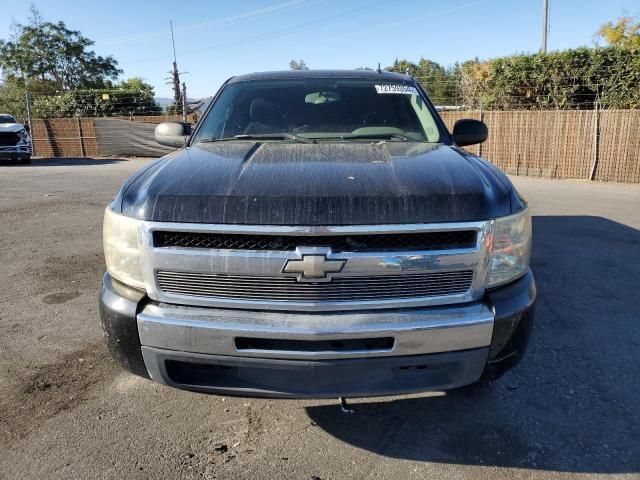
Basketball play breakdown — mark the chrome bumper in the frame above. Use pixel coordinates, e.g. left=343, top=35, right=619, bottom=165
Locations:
left=138, top=300, right=494, bottom=386
left=138, top=301, right=493, bottom=361
left=101, top=271, right=536, bottom=398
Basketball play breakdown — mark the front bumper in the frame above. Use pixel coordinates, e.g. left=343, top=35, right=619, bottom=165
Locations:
left=99, top=270, right=536, bottom=397
left=0, top=146, right=30, bottom=159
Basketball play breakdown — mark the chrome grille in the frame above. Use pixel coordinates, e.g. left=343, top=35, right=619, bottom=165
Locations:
left=142, top=220, right=492, bottom=311
left=156, top=270, right=474, bottom=302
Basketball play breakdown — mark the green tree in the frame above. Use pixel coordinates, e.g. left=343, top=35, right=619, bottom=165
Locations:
left=289, top=59, right=309, bottom=70
left=0, top=77, right=27, bottom=120
left=596, top=15, right=640, bottom=50
left=113, top=77, right=162, bottom=115
left=385, top=58, right=459, bottom=105
left=0, top=76, right=162, bottom=118
left=0, top=7, right=121, bottom=91
left=30, top=77, right=161, bottom=117
left=0, top=9, right=164, bottom=118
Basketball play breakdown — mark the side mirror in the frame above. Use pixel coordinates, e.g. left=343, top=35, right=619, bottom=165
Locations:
left=154, top=122, right=190, bottom=148
left=452, top=119, right=488, bottom=147
left=23, top=124, right=30, bottom=134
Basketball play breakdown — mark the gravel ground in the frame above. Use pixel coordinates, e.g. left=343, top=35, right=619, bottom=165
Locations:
left=0, top=157, right=639, bottom=480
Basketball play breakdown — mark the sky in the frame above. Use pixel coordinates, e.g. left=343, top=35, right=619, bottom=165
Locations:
left=0, top=0, right=638, bottom=98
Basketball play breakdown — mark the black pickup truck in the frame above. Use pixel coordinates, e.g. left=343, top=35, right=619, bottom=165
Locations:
left=100, top=70, right=535, bottom=398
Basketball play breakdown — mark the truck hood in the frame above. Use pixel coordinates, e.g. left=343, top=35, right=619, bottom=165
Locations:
left=0, top=123, right=25, bottom=133
left=119, top=142, right=514, bottom=225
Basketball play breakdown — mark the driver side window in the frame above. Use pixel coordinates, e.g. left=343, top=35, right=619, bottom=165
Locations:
left=195, top=88, right=236, bottom=140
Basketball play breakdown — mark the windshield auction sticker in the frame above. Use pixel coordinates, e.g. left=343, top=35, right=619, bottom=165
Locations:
left=375, top=84, right=419, bottom=95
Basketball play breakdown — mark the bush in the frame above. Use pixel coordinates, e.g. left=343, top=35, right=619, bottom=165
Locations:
left=459, top=47, right=640, bottom=110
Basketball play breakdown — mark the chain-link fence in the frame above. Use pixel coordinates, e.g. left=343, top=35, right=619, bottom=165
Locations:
left=10, top=83, right=640, bottom=183
left=9, top=89, right=200, bottom=158
left=28, top=114, right=197, bottom=158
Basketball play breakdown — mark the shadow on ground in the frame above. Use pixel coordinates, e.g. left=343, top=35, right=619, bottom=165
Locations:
left=0, top=157, right=132, bottom=167
left=307, top=215, right=640, bottom=474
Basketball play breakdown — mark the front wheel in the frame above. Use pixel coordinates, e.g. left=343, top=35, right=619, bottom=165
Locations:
left=20, top=156, right=31, bottom=165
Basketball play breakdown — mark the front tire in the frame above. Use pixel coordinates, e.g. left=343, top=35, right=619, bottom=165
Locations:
left=20, top=156, right=31, bottom=165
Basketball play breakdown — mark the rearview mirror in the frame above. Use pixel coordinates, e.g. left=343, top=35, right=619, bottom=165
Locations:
left=154, top=122, right=190, bottom=148
left=305, top=91, right=341, bottom=104
left=452, top=119, right=488, bottom=147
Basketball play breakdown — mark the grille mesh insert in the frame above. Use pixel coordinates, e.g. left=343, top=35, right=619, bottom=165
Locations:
left=153, top=230, right=477, bottom=252
left=156, top=270, right=474, bottom=303
left=0, top=133, right=19, bottom=147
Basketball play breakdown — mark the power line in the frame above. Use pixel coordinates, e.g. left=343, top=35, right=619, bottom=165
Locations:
left=300, top=0, right=498, bottom=49
left=95, top=0, right=308, bottom=44
left=123, top=0, right=386, bottom=64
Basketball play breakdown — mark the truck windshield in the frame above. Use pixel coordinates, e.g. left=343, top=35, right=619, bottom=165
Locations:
left=193, top=78, right=442, bottom=144
left=0, top=115, right=16, bottom=123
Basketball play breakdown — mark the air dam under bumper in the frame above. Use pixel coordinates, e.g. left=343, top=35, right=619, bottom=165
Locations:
left=142, top=347, right=489, bottom=398
left=136, top=300, right=494, bottom=398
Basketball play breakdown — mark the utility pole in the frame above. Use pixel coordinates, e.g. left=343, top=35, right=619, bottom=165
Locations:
left=541, top=0, right=549, bottom=53
left=169, top=21, right=182, bottom=113
left=181, top=82, right=188, bottom=123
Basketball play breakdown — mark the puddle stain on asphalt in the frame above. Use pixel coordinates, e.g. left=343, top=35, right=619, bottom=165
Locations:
left=42, top=291, right=81, bottom=304
left=39, top=254, right=105, bottom=291
left=0, top=343, right=117, bottom=448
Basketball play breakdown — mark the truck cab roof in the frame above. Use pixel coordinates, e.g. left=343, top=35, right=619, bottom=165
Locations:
left=229, top=69, right=413, bottom=83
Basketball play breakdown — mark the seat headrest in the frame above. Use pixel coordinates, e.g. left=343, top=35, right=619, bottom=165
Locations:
left=249, top=98, right=281, bottom=124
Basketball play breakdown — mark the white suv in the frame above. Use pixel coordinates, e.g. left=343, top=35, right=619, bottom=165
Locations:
left=0, top=114, right=32, bottom=164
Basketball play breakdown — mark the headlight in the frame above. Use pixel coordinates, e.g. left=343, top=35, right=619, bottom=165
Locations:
left=18, top=129, right=30, bottom=143
left=103, top=207, right=145, bottom=289
left=488, top=208, right=532, bottom=288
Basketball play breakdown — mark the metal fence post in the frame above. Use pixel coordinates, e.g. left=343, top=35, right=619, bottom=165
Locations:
left=589, top=101, right=600, bottom=181
left=25, top=91, right=34, bottom=156
left=478, top=102, right=484, bottom=158
left=76, top=117, right=86, bottom=157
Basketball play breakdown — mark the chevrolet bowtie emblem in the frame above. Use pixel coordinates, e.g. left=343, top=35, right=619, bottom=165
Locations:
left=282, top=254, right=346, bottom=282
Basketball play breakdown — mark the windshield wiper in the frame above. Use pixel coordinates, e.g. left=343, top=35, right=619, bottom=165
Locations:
left=337, top=133, right=418, bottom=142
left=196, top=137, right=240, bottom=143
left=197, top=133, right=315, bottom=144
left=233, top=133, right=315, bottom=144
left=199, top=133, right=418, bottom=144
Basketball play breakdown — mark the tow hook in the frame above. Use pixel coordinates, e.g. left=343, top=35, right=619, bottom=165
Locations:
left=339, top=397, right=354, bottom=414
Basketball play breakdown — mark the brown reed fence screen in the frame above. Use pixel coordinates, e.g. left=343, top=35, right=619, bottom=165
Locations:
left=440, top=109, right=639, bottom=183
left=30, top=114, right=196, bottom=159
left=29, top=110, right=640, bottom=183
left=596, top=110, right=640, bottom=183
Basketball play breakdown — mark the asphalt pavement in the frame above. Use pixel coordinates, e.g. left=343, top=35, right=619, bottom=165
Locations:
left=0, top=157, right=638, bottom=479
